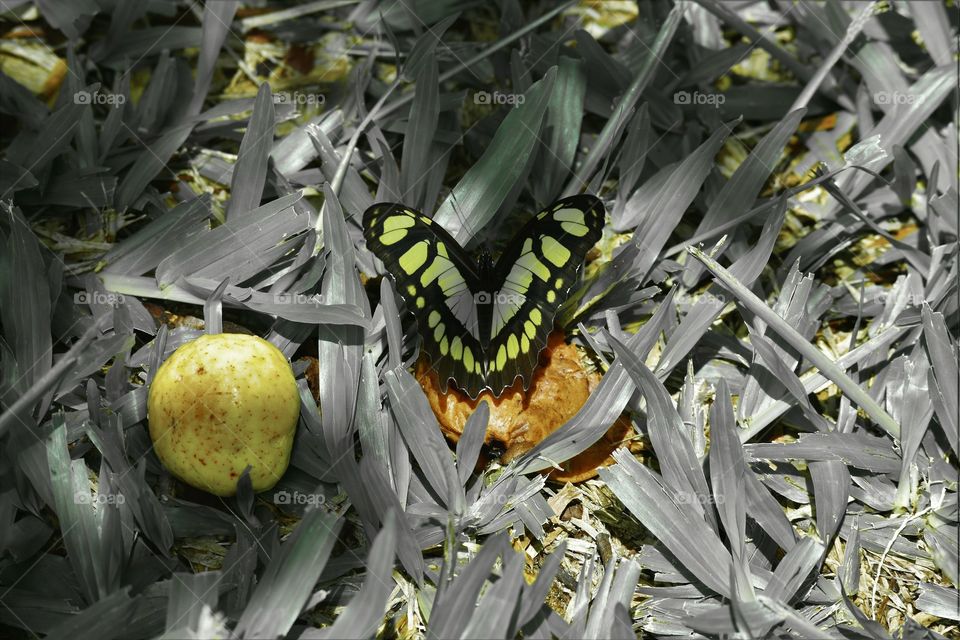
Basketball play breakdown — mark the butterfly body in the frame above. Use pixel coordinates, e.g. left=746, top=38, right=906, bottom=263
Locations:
left=363, top=195, right=604, bottom=399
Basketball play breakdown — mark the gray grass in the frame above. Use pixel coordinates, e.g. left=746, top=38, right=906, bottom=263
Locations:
left=0, top=1, right=956, bottom=638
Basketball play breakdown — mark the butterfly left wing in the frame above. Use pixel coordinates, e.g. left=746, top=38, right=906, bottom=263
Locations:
left=483, top=195, right=605, bottom=395
left=362, top=203, right=488, bottom=396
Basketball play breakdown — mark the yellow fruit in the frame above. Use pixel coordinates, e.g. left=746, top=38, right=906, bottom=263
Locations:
left=147, top=333, right=300, bottom=496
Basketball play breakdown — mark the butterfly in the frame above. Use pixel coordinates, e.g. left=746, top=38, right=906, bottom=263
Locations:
left=363, top=195, right=604, bottom=399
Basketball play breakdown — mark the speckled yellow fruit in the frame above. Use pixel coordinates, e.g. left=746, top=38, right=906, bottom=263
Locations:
left=147, top=333, right=300, bottom=496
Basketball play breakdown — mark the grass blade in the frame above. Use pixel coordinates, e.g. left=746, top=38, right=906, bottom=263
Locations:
left=399, top=57, right=438, bottom=209
left=234, top=508, right=343, bottom=638
left=689, top=246, right=901, bottom=439
left=432, top=67, right=556, bottom=245
left=227, top=82, right=275, bottom=218
left=563, top=2, right=683, bottom=195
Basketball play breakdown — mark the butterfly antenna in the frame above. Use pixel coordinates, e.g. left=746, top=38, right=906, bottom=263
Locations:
left=447, top=191, right=485, bottom=281
left=449, top=191, right=470, bottom=234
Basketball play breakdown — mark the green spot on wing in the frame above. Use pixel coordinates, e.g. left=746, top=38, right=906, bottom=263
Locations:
left=540, top=236, right=571, bottom=267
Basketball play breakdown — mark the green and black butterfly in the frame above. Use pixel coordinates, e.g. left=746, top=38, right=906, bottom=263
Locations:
left=363, top=195, right=604, bottom=399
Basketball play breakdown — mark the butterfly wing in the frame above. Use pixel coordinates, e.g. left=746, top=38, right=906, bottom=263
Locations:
left=363, top=203, right=488, bottom=395
left=483, top=194, right=605, bottom=395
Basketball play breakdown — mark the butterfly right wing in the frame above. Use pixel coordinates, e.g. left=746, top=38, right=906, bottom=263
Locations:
left=363, top=203, right=488, bottom=396
left=483, top=195, right=605, bottom=395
